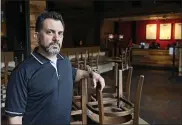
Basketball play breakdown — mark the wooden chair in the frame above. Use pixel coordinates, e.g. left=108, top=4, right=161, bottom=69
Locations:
left=1, top=56, right=8, bottom=86
left=104, top=47, right=130, bottom=93
left=87, top=75, right=144, bottom=125
left=126, top=47, right=132, bottom=67
left=1, top=52, right=15, bottom=125
left=90, top=65, right=133, bottom=103
left=72, top=52, right=88, bottom=96
left=71, top=50, right=88, bottom=69
left=87, top=49, right=100, bottom=74
left=1, top=52, right=15, bottom=86
left=117, top=48, right=129, bottom=70
left=71, top=78, right=87, bottom=124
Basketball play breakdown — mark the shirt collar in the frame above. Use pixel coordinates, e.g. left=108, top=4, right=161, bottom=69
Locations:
left=31, top=47, right=64, bottom=64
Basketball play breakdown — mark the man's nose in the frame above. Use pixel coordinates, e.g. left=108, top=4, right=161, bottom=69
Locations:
left=53, top=34, right=59, bottom=41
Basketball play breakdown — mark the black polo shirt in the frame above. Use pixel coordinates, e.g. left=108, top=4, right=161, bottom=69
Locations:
left=5, top=48, right=77, bottom=125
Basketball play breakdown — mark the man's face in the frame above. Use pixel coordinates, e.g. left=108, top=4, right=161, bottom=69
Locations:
left=37, top=18, right=64, bottom=55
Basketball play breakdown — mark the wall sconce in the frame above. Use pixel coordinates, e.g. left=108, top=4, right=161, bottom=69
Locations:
left=118, top=34, right=124, bottom=40
left=108, top=34, right=114, bottom=40
left=107, top=33, right=124, bottom=41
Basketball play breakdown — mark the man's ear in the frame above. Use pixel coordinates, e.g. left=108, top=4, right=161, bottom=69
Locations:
left=34, top=32, right=41, bottom=44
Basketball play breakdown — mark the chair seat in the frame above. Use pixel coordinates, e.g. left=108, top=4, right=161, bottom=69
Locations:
left=87, top=104, right=133, bottom=124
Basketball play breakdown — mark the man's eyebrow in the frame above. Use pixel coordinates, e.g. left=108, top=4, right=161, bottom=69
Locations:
left=47, top=29, right=63, bottom=33
left=58, top=31, right=63, bottom=33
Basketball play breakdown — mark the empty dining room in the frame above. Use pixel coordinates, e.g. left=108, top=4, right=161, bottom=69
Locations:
left=1, top=0, right=182, bottom=125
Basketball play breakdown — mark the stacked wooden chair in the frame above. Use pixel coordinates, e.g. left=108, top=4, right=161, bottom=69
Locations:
left=1, top=52, right=16, bottom=125
left=1, top=52, right=16, bottom=110
left=71, top=78, right=88, bottom=124
left=85, top=46, right=146, bottom=124
left=90, top=63, right=133, bottom=103
left=87, top=75, right=145, bottom=125
left=1, top=55, right=9, bottom=86
left=1, top=52, right=15, bottom=85
left=87, top=49, right=100, bottom=74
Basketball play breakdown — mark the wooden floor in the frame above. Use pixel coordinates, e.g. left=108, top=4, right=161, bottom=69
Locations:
left=101, top=67, right=182, bottom=125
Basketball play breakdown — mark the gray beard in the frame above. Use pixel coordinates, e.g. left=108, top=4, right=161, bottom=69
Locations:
left=39, top=42, right=61, bottom=56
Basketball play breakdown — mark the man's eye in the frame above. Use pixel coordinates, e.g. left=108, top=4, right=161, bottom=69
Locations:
left=59, top=32, right=63, bottom=36
left=47, top=31, right=52, bottom=34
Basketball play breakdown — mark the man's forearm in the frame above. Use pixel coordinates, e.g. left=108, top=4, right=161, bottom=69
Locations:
left=75, top=69, right=91, bottom=82
left=8, top=116, right=22, bottom=125
left=75, top=69, right=105, bottom=90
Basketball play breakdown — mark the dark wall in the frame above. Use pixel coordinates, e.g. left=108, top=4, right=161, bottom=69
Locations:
left=5, top=1, right=30, bottom=58
left=114, top=22, right=119, bottom=34
left=131, top=21, right=136, bottom=44
left=46, top=1, right=103, bottom=48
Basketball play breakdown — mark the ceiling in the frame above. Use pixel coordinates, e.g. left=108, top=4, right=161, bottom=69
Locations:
left=49, top=0, right=182, bottom=20
left=52, top=0, right=182, bottom=9
left=105, top=12, right=182, bottom=21
left=52, top=0, right=93, bottom=9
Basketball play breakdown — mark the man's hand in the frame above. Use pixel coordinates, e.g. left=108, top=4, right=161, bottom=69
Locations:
left=91, top=72, right=105, bottom=91
left=75, top=69, right=105, bottom=91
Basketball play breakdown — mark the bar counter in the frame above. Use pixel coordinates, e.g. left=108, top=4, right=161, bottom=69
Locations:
left=131, top=48, right=178, bottom=68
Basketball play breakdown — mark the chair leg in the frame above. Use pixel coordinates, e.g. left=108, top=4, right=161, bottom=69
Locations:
left=115, top=63, right=119, bottom=96
left=96, top=83, right=104, bottom=125
left=125, top=67, right=133, bottom=101
left=133, top=75, right=144, bottom=125
left=81, top=79, right=87, bottom=124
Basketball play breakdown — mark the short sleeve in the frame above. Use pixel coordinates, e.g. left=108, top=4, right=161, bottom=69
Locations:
left=5, top=68, right=28, bottom=116
left=64, top=56, right=77, bottom=82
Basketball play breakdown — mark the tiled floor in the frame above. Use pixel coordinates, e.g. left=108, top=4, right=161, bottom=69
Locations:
left=101, top=67, right=182, bottom=125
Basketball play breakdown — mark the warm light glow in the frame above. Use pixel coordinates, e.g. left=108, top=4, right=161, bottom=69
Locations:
left=118, top=34, right=124, bottom=39
left=174, top=23, right=182, bottom=39
left=108, top=34, right=114, bottom=39
left=160, top=23, right=171, bottom=40
left=146, top=24, right=157, bottom=39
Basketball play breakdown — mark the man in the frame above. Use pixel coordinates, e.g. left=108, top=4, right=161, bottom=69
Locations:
left=5, top=11, right=105, bottom=125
